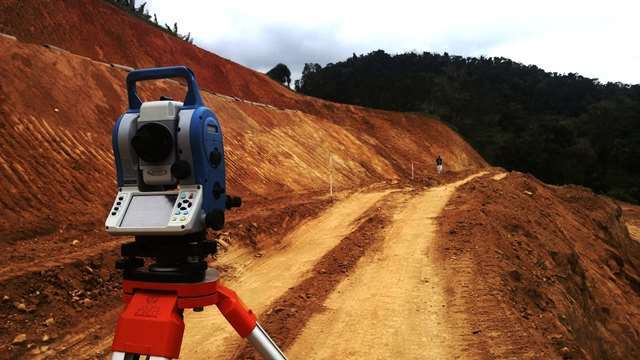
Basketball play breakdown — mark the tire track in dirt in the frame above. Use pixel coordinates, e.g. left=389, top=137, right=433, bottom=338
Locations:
left=232, top=190, right=412, bottom=359
left=178, top=189, right=396, bottom=359
left=287, top=173, right=485, bottom=359
left=37, top=194, right=336, bottom=359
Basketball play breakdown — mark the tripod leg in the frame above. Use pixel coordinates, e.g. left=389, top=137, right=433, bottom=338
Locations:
left=215, top=284, right=287, bottom=360
left=111, top=290, right=184, bottom=359
left=111, top=352, right=169, bottom=360
left=247, top=323, right=287, bottom=360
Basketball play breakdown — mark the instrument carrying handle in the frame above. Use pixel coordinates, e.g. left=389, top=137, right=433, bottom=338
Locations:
left=126, top=66, right=204, bottom=110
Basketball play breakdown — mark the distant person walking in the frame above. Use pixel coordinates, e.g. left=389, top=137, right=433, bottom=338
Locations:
left=436, top=155, right=443, bottom=174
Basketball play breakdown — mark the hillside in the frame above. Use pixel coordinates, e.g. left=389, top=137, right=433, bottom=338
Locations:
left=0, top=34, right=483, bottom=245
left=0, top=3, right=484, bottom=358
left=1, top=1, right=639, bottom=360
left=0, top=0, right=295, bottom=107
left=296, top=50, right=640, bottom=204
left=438, top=172, right=640, bottom=358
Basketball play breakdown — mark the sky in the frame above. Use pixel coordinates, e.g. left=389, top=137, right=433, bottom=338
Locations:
left=143, top=0, right=640, bottom=85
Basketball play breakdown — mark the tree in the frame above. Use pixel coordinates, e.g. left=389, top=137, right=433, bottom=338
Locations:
left=266, top=63, right=292, bottom=87
left=134, top=2, right=151, bottom=21
left=295, top=63, right=322, bottom=92
left=105, top=0, right=192, bottom=42
left=294, top=49, right=640, bottom=204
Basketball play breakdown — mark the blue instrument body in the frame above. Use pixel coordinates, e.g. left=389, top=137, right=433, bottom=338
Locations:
left=111, top=66, right=227, bottom=217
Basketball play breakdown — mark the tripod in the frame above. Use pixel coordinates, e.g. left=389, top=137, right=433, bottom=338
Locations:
left=110, top=234, right=287, bottom=360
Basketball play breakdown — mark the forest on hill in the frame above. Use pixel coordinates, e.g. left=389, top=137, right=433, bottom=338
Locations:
left=295, top=50, right=640, bottom=204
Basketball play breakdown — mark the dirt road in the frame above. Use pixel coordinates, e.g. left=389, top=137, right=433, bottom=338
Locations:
left=43, top=173, right=485, bottom=359
left=287, top=173, right=484, bottom=359
left=179, top=189, right=395, bottom=359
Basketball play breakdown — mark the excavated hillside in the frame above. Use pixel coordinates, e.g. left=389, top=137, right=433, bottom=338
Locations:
left=0, top=0, right=484, bottom=248
left=0, top=34, right=483, bottom=246
left=435, top=172, right=640, bottom=359
left=0, top=0, right=484, bottom=180
left=0, top=2, right=484, bottom=358
left=1, top=2, right=639, bottom=360
left=0, top=0, right=297, bottom=107
left=0, top=0, right=461, bottom=125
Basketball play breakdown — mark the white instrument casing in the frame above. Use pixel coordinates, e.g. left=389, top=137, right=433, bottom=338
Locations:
left=105, top=185, right=205, bottom=235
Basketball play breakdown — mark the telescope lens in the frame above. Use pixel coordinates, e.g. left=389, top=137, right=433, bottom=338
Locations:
left=131, top=123, right=174, bottom=162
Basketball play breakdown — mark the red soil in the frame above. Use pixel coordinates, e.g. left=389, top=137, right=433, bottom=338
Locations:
left=0, top=4, right=485, bottom=357
left=0, top=0, right=486, bottom=175
left=0, top=34, right=484, bottom=248
left=232, top=191, right=404, bottom=359
left=437, top=171, right=640, bottom=359
left=0, top=0, right=294, bottom=107
left=3, top=1, right=637, bottom=358
left=9, top=2, right=637, bottom=359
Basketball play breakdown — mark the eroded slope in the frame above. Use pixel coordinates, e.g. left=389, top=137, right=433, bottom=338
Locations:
left=0, top=35, right=484, bottom=246
left=437, top=171, right=640, bottom=359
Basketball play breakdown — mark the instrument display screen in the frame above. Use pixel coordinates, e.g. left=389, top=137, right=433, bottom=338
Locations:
left=120, top=194, right=177, bottom=228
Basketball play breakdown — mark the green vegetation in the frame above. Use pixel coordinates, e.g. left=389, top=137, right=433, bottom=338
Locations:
left=266, top=63, right=292, bottom=87
left=104, top=0, right=193, bottom=43
left=296, top=50, right=640, bottom=204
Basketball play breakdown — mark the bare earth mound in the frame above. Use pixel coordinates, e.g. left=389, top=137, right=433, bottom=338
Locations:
left=437, top=171, right=640, bottom=359
left=1, top=1, right=639, bottom=359
left=0, top=34, right=484, bottom=247
left=0, top=4, right=484, bottom=357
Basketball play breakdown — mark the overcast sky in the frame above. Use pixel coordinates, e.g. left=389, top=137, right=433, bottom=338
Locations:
left=144, top=0, right=639, bottom=85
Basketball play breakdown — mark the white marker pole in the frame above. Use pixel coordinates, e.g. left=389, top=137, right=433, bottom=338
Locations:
left=329, top=154, right=333, bottom=197
left=411, top=161, right=414, bottom=180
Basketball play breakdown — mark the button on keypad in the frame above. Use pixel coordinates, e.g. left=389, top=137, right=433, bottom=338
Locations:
left=171, top=191, right=196, bottom=224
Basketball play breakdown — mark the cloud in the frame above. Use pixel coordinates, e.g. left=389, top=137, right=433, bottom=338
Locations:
left=144, top=0, right=640, bottom=84
left=199, top=25, right=352, bottom=79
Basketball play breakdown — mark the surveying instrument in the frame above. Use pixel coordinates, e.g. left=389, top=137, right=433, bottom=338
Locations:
left=105, top=66, right=287, bottom=359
